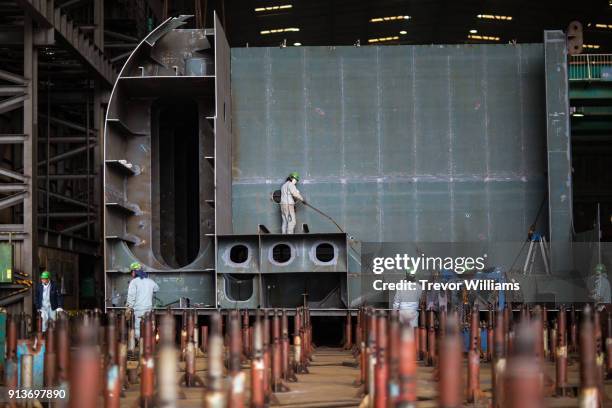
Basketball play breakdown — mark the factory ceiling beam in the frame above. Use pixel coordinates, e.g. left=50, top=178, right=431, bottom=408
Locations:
left=0, top=134, right=27, bottom=144
left=14, top=0, right=118, bottom=86
left=0, top=191, right=27, bottom=211
left=37, top=143, right=96, bottom=166
left=0, top=167, right=27, bottom=182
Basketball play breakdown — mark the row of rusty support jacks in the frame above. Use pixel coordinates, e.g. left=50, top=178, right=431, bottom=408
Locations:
left=3, top=306, right=316, bottom=407
left=345, top=303, right=612, bottom=408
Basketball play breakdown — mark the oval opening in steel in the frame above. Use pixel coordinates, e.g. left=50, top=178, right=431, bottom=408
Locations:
left=272, top=243, right=292, bottom=264
left=151, top=98, right=200, bottom=267
left=229, top=244, right=249, bottom=264
left=315, top=243, right=335, bottom=263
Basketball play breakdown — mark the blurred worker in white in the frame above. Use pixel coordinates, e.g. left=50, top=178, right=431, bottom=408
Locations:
left=392, top=268, right=422, bottom=327
left=35, top=270, right=63, bottom=332
left=588, top=263, right=611, bottom=310
left=280, top=172, right=305, bottom=234
left=125, top=262, right=159, bottom=338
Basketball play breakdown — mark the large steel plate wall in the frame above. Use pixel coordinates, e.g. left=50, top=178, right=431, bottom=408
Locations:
left=231, top=44, right=549, bottom=243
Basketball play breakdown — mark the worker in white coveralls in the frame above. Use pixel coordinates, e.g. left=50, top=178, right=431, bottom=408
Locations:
left=393, top=267, right=422, bottom=327
left=125, top=262, right=159, bottom=339
left=588, top=263, right=611, bottom=311
left=35, top=270, right=63, bottom=332
left=280, top=172, right=306, bottom=234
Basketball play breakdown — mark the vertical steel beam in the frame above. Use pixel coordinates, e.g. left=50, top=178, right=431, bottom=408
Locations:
left=23, top=13, right=38, bottom=317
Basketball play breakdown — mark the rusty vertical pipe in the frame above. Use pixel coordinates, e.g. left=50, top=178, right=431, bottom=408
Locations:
left=263, top=310, right=272, bottom=399
left=7, top=314, right=16, bottom=359
left=579, top=305, right=599, bottom=408
left=251, top=312, right=265, bottom=408
left=44, top=321, right=56, bottom=387
left=366, top=307, right=377, bottom=399
left=486, top=305, right=494, bottom=362
left=556, top=305, right=568, bottom=396
left=105, top=364, right=121, bottom=408
left=532, top=306, right=544, bottom=361
left=542, top=306, right=549, bottom=360
left=118, top=312, right=128, bottom=390
left=57, top=316, right=70, bottom=385
left=355, top=308, right=362, bottom=356
left=271, top=309, right=287, bottom=392
left=504, top=322, right=544, bottom=408
left=293, top=307, right=305, bottom=375
left=594, top=307, right=605, bottom=403
left=5, top=314, right=18, bottom=392
left=503, top=305, right=510, bottom=356
left=396, top=316, right=416, bottom=408
left=21, top=353, right=33, bottom=390
left=204, top=312, right=227, bottom=408
left=356, top=308, right=366, bottom=386
left=492, top=309, right=505, bottom=408
left=201, top=325, right=208, bottom=354
left=418, top=304, right=426, bottom=361
left=184, top=341, right=198, bottom=386
left=344, top=310, right=352, bottom=350
left=180, top=310, right=188, bottom=361
left=281, top=309, right=294, bottom=382
left=550, top=320, right=557, bottom=363
left=388, top=310, right=401, bottom=404
left=426, top=309, right=436, bottom=366
left=439, top=313, right=461, bottom=408
left=107, top=312, right=118, bottom=366
left=69, top=322, right=100, bottom=408
left=229, top=311, right=245, bottom=408
left=570, top=305, right=578, bottom=353
left=187, top=310, right=195, bottom=343
left=607, top=310, right=612, bottom=378
left=157, top=314, right=178, bottom=408
left=242, top=310, right=250, bottom=359
left=467, top=304, right=480, bottom=403
left=374, top=311, right=388, bottom=408
left=140, top=313, right=155, bottom=407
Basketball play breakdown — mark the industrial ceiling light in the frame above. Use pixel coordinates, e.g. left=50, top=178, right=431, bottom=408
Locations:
left=469, top=29, right=478, bottom=34
left=255, top=4, right=293, bottom=12
left=260, top=27, right=300, bottom=35
left=467, top=34, right=500, bottom=41
left=595, top=23, right=612, bottom=29
left=583, top=44, right=601, bottom=49
left=399, top=30, right=407, bottom=35
left=572, top=112, right=584, bottom=117
left=293, top=42, right=302, bottom=46
left=368, top=36, right=400, bottom=43
left=370, top=15, right=411, bottom=23
left=477, top=14, right=513, bottom=21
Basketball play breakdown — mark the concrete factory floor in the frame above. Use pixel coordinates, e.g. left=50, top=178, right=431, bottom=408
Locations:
left=120, top=347, right=612, bottom=407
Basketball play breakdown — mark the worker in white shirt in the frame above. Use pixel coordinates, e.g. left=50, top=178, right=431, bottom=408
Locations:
left=125, top=262, right=159, bottom=339
left=280, top=172, right=305, bottom=234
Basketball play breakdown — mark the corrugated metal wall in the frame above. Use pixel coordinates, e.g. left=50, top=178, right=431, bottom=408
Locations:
left=231, top=44, right=548, bottom=243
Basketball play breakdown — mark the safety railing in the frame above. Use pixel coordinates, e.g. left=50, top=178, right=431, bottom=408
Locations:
left=569, top=54, right=612, bottom=80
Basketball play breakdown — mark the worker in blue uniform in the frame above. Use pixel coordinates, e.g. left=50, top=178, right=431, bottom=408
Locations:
left=35, top=270, right=63, bottom=332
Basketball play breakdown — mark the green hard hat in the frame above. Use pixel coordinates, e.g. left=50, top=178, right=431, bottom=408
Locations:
left=129, top=262, right=142, bottom=271
left=289, top=172, right=300, bottom=181
left=40, top=271, right=50, bottom=279
left=595, top=263, right=607, bottom=274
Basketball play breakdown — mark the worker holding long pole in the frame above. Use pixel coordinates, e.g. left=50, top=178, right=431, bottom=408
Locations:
left=280, top=172, right=306, bottom=234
